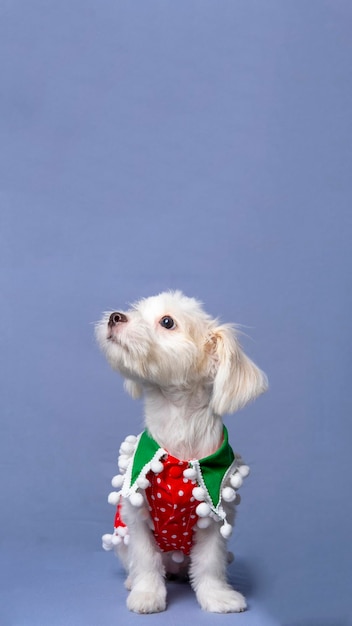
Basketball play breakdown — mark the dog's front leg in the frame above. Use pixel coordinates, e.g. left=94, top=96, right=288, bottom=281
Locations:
left=123, top=500, right=167, bottom=613
left=190, top=522, right=246, bottom=613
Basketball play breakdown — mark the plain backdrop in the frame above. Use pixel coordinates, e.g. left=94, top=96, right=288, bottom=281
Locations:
left=1, top=2, right=351, bottom=625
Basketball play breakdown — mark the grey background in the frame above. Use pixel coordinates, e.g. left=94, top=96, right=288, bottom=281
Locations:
left=1, top=1, right=351, bottom=624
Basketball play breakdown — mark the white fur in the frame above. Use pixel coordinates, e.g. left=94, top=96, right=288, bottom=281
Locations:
left=96, top=291, right=267, bottom=613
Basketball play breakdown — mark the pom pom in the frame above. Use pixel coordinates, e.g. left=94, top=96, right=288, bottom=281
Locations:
left=111, top=534, right=122, bottom=546
left=111, top=474, right=124, bottom=488
left=183, top=467, right=197, bottom=480
left=116, top=526, right=127, bottom=537
left=150, top=460, right=164, bottom=474
left=171, top=551, right=185, bottom=563
left=119, top=441, right=135, bottom=455
left=196, top=502, right=212, bottom=518
left=118, top=455, right=130, bottom=472
left=196, top=517, right=212, bottom=529
left=125, top=435, right=137, bottom=444
left=192, top=486, right=206, bottom=501
left=222, top=487, right=237, bottom=502
left=238, top=464, right=250, bottom=478
left=108, top=491, right=121, bottom=506
left=230, top=473, right=243, bottom=489
left=220, top=522, right=233, bottom=539
left=136, top=476, right=151, bottom=489
left=129, top=492, right=144, bottom=507
left=102, top=533, right=113, bottom=550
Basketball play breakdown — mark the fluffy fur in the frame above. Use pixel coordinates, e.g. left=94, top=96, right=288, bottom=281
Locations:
left=96, top=291, right=267, bottom=613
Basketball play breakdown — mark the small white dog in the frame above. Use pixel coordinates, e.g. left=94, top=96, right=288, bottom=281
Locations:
left=95, top=291, right=267, bottom=614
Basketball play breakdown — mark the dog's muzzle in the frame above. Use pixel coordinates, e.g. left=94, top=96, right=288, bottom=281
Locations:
left=108, top=312, right=128, bottom=328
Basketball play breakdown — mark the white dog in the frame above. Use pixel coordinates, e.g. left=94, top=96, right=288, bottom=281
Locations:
left=95, top=291, right=267, bottom=614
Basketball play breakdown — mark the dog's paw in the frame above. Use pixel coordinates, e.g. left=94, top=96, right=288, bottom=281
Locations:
left=127, top=587, right=167, bottom=614
left=197, top=585, right=247, bottom=613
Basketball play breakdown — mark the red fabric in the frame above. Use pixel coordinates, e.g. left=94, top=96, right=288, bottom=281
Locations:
left=114, top=499, right=126, bottom=530
left=113, top=455, right=199, bottom=555
left=145, top=455, right=198, bottom=555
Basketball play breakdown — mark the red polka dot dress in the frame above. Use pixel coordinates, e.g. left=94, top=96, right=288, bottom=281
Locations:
left=145, top=454, right=198, bottom=555
left=103, top=428, right=250, bottom=557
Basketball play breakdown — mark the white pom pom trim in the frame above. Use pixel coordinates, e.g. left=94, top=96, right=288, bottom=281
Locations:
left=171, top=551, right=185, bottom=563
left=118, top=455, right=130, bottom=471
left=222, top=486, right=237, bottom=502
left=183, top=467, right=197, bottom=480
left=119, top=441, right=135, bottom=455
left=196, top=502, right=212, bottom=518
left=111, top=534, right=122, bottom=546
left=136, top=476, right=151, bottom=489
left=102, top=533, right=113, bottom=550
left=150, top=460, right=164, bottom=474
left=220, top=522, right=233, bottom=539
left=125, top=435, right=137, bottom=444
left=192, top=486, right=206, bottom=501
left=230, top=473, right=243, bottom=489
left=108, top=491, right=121, bottom=506
left=111, top=474, right=124, bottom=488
left=238, top=464, right=250, bottom=478
left=129, top=492, right=144, bottom=507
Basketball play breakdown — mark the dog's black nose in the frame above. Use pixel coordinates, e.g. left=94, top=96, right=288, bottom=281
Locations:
left=108, top=312, right=128, bottom=327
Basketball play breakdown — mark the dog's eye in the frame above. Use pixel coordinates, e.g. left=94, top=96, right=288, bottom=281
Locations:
left=159, top=316, right=176, bottom=330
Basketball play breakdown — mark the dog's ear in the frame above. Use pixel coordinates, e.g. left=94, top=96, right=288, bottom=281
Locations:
left=209, top=324, right=267, bottom=415
left=124, top=379, right=143, bottom=399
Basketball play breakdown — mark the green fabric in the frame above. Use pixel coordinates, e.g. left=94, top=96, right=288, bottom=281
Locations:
left=130, top=430, right=163, bottom=487
left=197, top=427, right=235, bottom=509
left=128, top=426, right=235, bottom=511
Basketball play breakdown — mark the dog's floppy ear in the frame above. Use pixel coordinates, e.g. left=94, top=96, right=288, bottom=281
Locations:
left=209, top=324, right=267, bottom=415
left=124, top=379, right=143, bottom=399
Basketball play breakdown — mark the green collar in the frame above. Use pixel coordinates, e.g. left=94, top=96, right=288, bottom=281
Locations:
left=122, top=426, right=236, bottom=514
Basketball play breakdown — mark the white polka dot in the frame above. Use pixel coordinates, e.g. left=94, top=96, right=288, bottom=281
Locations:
left=171, top=534, right=177, bottom=539
left=162, top=530, right=167, bottom=534
left=190, top=497, right=195, bottom=502
left=160, top=507, right=166, bottom=512
left=178, top=490, right=184, bottom=496
left=157, top=492, right=162, bottom=499
left=183, top=478, right=189, bottom=483
left=157, top=477, right=161, bottom=484
left=174, top=504, right=178, bottom=509
left=183, top=532, right=189, bottom=536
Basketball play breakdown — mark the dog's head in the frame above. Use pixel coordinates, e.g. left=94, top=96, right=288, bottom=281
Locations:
left=95, top=291, right=267, bottom=415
